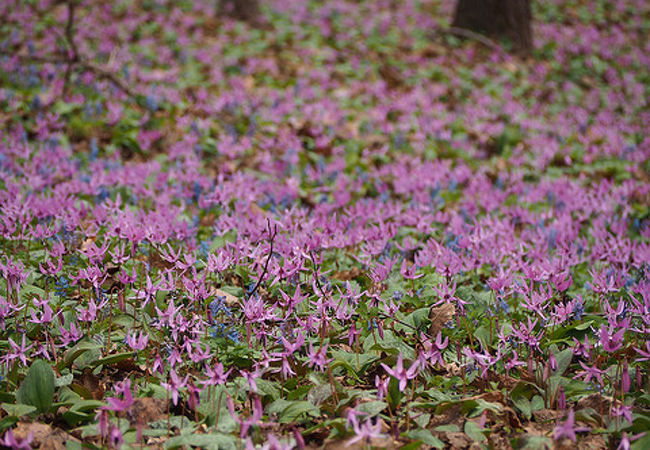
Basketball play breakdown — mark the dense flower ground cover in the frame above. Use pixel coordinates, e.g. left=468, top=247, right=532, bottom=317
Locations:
left=0, top=0, right=649, bottom=448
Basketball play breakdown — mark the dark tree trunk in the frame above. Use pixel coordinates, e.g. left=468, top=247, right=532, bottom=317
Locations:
left=218, top=0, right=260, bottom=23
left=452, top=0, right=533, bottom=53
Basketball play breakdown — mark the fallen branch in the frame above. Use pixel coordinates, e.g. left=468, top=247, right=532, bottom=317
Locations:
left=433, top=26, right=503, bottom=52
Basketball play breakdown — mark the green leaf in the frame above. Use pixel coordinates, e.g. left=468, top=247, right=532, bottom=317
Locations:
left=0, top=403, right=37, bottom=417
left=356, top=401, right=388, bottom=417
left=464, top=421, right=486, bottom=442
left=387, top=377, right=403, bottom=411
left=473, top=326, right=491, bottom=349
left=516, top=435, right=552, bottom=449
left=287, top=384, right=311, bottom=401
left=400, top=442, right=424, bottom=450
left=57, top=386, right=82, bottom=405
left=531, top=395, right=544, bottom=411
left=55, top=373, right=74, bottom=387
left=69, top=399, right=105, bottom=412
left=308, top=384, right=333, bottom=406
left=434, top=424, right=460, bottom=432
left=403, top=429, right=444, bottom=448
left=59, top=341, right=102, bottom=370
left=632, top=432, right=650, bottom=450
left=550, top=346, right=573, bottom=376
left=62, top=409, right=94, bottom=426
left=16, top=360, right=55, bottom=414
left=279, top=401, right=319, bottom=423
left=414, top=413, right=431, bottom=429
left=90, top=352, right=132, bottom=368
left=512, top=396, right=532, bottom=420
left=255, top=378, right=280, bottom=401
left=164, top=433, right=237, bottom=450
left=70, top=383, right=94, bottom=400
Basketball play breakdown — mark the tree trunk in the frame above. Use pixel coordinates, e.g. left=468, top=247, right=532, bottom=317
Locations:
left=218, top=0, right=260, bottom=23
left=452, top=0, right=533, bottom=53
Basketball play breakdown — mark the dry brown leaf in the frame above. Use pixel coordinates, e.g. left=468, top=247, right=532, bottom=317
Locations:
left=80, top=369, right=105, bottom=400
left=428, top=302, right=455, bottom=337
left=12, top=422, right=79, bottom=450
left=125, top=397, right=168, bottom=425
left=332, top=267, right=363, bottom=281
left=213, top=288, right=239, bottom=306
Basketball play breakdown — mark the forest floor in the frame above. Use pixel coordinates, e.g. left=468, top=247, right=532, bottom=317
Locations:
left=0, top=0, right=648, bottom=449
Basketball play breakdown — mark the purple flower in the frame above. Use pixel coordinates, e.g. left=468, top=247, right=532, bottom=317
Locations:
left=161, top=370, right=188, bottom=406
left=109, top=425, right=124, bottom=448
left=1, top=429, right=32, bottom=450
left=400, top=259, right=423, bottom=280
left=634, top=341, right=650, bottom=362
left=616, top=432, right=645, bottom=450
left=227, top=395, right=264, bottom=438
left=347, top=417, right=385, bottom=446
left=306, top=343, right=332, bottom=372
left=575, top=361, right=605, bottom=386
left=102, top=379, right=134, bottom=413
left=553, top=410, right=590, bottom=442
left=380, top=354, right=419, bottom=391
left=599, top=324, right=624, bottom=353
left=125, top=330, right=149, bottom=351
left=202, top=362, right=232, bottom=386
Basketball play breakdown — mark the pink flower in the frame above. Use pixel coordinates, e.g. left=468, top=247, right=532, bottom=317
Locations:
left=400, top=259, right=423, bottom=280
left=553, top=410, right=590, bottom=442
left=380, top=354, right=419, bottom=391
left=347, top=417, right=385, bottom=446
left=161, top=370, right=188, bottom=406
left=102, top=379, right=134, bottom=413
left=307, top=343, right=332, bottom=372
left=227, top=395, right=264, bottom=438
left=1, top=429, right=32, bottom=450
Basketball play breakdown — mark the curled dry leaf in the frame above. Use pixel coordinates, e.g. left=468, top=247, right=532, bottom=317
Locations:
left=428, top=302, right=455, bottom=337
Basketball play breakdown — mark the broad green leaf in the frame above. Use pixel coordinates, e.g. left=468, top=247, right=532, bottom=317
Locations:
left=403, top=429, right=444, bottom=448
left=55, top=373, right=74, bottom=387
left=69, top=400, right=105, bottom=412
left=516, top=435, right=552, bottom=449
left=531, top=395, right=544, bottom=411
left=308, top=383, right=333, bottom=406
left=464, top=421, right=486, bottom=442
left=59, top=341, right=102, bottom=370
left=164, top=433, right=236, bottom=450
left=16, top=359, right=55, bottom=414
left=255, top=378, right=281, bottom=401
left=279, top=401, right=319, bottom=423
left=356, top=401, right=388, bottom=417
left=89, top=352, right=134, bottom=368
left=550, top=346, right=573, bottom=376
left=0, top=403, right=37, bottom=417
left=512, top=396, right=532, bottom=420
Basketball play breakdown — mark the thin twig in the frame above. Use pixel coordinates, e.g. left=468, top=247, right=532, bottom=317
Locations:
left=1, top=52, right=138, bottom=98
left=64, top=0, right=79, bottom=61
left=82, top=61, right=138, bottom=97
left=247, top=219, right=278, bottom=300
left=0, top=0, right=137, bottom=100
